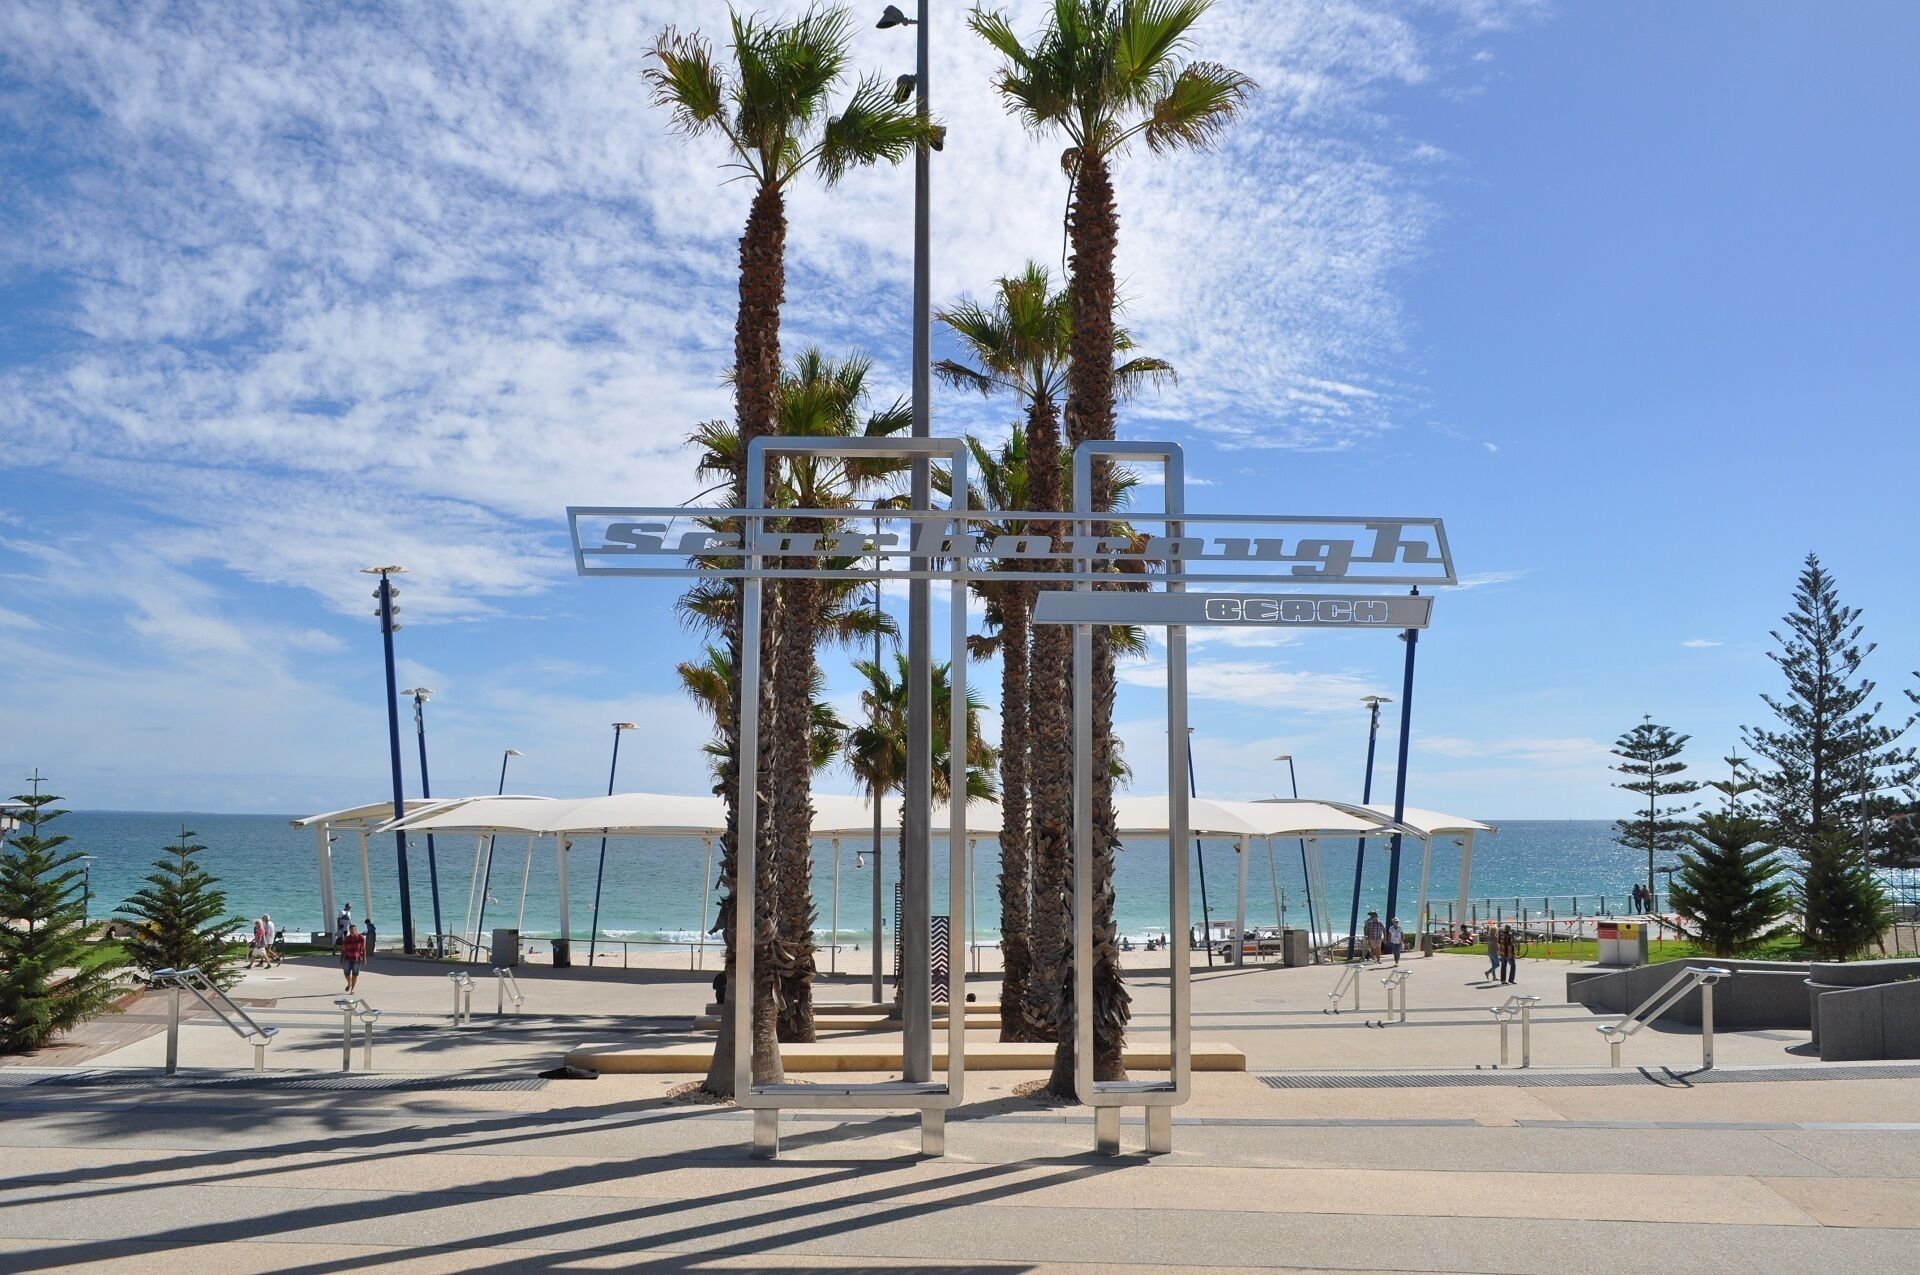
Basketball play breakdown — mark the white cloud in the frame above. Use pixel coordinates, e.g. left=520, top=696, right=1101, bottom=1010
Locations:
left=1452, top=570, right=1528, bottom=590
left=1121, top=657, right=1389, bottom=712
left=1681, top=638, right=1722, bottom=649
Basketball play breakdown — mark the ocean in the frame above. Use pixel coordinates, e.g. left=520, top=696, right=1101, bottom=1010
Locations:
left=28, top=810, right=1652, bottom=946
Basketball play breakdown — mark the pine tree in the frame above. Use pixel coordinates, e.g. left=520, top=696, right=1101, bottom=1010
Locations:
left=1743, top=554, right=1914, bottom=859
left=1798, top=825, right=1892, bottom=959
left=119, top=828, right=245, bottom=987
left=1611, top=717, right=1700, bottom=902
left=0, top=779, right=127, bottom=1053
left=1668, top=808, right=1789, bottom=957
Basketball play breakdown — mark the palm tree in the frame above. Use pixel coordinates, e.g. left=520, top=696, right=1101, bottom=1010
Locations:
left=650, top=4, right=924, bottom=1095
left=972, top=0, right=1249, bottom=1093
left=846, top=654, right=997, bottom=978
left=936, top=258, right=1175, bottom=1066
left=684, top=354, right=905, bottom=1041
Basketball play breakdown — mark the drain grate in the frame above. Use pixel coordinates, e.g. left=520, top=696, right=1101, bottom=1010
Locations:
left=1257, top=1062, right=1920, bottom=1090
left=0, top=1069, right=548, bottom=1093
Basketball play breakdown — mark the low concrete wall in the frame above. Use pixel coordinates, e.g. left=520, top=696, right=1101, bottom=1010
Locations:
left=1816, top=978, right=1920, bottom=1062
left=1807, top=959, right=1920, bottom=1048
left=1567, top=960, right=1811, bottom=1030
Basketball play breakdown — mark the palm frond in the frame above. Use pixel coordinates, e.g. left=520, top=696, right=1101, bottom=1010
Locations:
left=816, top=75, right=927, bottom=185
left=1142, top=60, right=1253, bottom=154
left=646, top=27, right=731, bottom=142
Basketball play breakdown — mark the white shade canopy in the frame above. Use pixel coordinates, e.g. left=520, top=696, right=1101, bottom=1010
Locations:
left=368, top=792, right=1454, bottom=842
left=291, top=799, right=445, bottom=830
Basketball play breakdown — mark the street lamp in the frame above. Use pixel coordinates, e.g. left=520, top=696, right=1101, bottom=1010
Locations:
left=361, top=565, right=416, bottom=953
left=1186, top=726, right=1213, bottom=967
left=402, top=687, right=445, bottom=951
left=878, top=0, right=933, bottom=1078
left=473, top=749, right=521, bottom=948
left=1345, top=695, right=1392, bottom=961
left=588, top=723, right=638, bottom=965
left=80, top=854, right=96, bottom=924
left=1275, top=754, right=1316, bottom=953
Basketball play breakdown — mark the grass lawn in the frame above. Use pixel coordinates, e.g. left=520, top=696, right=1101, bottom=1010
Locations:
left=1437, top=930, right=1817, bottom=964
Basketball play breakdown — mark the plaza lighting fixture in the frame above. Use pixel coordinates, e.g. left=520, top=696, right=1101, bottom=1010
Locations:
left=876, top=4, right=915, bottom=27
left=893, top=73, right=915, bottom=103
left=1344, top=695, right=1392, bottom=961
left=1185, top=726, right=1212, bottom=967
left=362, top=565, right=417, bottom=953
left=587, top=723, right=639, bottom=966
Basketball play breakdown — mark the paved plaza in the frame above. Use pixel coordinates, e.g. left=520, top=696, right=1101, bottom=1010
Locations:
left=3, top=952, right=1918, bottom=1271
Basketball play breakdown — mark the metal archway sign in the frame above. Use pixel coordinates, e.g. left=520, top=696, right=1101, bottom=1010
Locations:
left=569, top=436, right=1454, bottom=1158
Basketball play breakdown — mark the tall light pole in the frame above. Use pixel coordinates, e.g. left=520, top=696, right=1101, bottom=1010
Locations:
left=870, top=523, right=886, bottom=1004
left=1187, top=727, right=1213, bottom=966
left=1345, top=694, right=1391, bottom=961
left=402, top=687, right=445, bottom=949
left=589, top=723, right=637, bottom=965
left=80, top=854, right=95, bottom=923
left=473, top=748, right=520, bottom=944
left=1275, top=754, right=1315, bottom=949
left=1382, top=589, right=1421, bottom=927
left=362, top=565, right=416, bottom=953
left=880, top=0, right=933, bottom=1076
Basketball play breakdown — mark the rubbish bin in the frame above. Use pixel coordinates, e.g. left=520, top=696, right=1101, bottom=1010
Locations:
left=1280, top=928, right=1310, bottom=967
left=490, top=928, right=521, bottom=968
left=1596, top=919, right=1648, bottom=967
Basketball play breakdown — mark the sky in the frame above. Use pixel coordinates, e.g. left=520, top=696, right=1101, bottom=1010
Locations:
left=2, top=1, right=1917, bottom=819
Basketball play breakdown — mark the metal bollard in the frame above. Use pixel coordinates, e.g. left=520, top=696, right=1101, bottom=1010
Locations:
left=335, top=997, right=357, bottom=1071
left=362, top=1016, right=376, bottom=1070
left=253, top=1039, right=268, bottom=1072
left=1701, top=980, right=1715, bottom=1070
left=1519, top=997, right=1536, bottom=1068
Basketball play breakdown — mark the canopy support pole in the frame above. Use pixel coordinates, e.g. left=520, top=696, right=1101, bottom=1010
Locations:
left=314, top=824, right=336, bottom=937
left=697, top=836, right=714, bottom=972
left=516, top=836, right=535, bottom=932
left=968, top=837, right=978, bottom=974
left=463, top=836, right=485, bottom=951
left=1266, top=836, right=1284, bottom=932
left=1233, top=835, right=1249, bottom=967
left=1415, top=834, right=1433, bottom=956
left=356, top=830, right=373, bottom=925
left=830, top=837, right=840, bottom=977
left=554, top=835, right=572, bottom=967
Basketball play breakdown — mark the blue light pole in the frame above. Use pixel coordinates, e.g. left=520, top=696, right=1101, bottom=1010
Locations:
left=588, top=722, right=636, bottom=965
left=363, top=565, right=416, bottom=954
left=1276, top=754, right=1315, bottom=950
left=1186, top=727, right=1213, bottom=967
left=1344, top=694, right=1391, bottom=961
left=403, top=687, right=445, bottom=951
left=1383, top=587, right=1422, bottom=927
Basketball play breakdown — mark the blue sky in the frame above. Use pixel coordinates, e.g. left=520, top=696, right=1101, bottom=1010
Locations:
left=2, top=1, right=1916, bottom=818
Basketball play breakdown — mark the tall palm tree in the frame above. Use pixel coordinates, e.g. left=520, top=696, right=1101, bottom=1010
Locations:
left=650, top=5, right=922, bottom=1093
left=936, top=258, right=1175, bottom=1064
left=684, top=354, right=906, bottom=1042
left=846, top=654, right=997, bottom=971
left=972, top=0, right=1249, bottom=1093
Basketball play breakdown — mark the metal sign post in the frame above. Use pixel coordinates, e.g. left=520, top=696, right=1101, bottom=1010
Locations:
left=568, top=435, right=1454, bottom=1161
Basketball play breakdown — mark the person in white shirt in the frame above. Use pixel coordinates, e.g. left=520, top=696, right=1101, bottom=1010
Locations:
left=1385, top=917, right=1404, bottom=965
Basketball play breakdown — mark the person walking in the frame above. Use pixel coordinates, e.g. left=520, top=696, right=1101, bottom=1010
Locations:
left=335, top=902, right=352, bottom=950
left=260, top=913, right=280, bottom=967
left=340, top=923, right=366, bottom=994
left=248, top=916, right=266, bottom=968
left=1363, top=911, right=1385, bottom=963
left=1484, top=924, right=1500, bottom=980
left=364, top=916, right=378, bottom=959
left=1498, top=925, right=1518, bottom=985
left=1386, top=917, right=1404, bottom=966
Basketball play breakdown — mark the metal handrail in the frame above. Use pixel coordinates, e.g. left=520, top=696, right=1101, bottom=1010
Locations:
left=449, top=970, right=475, bottom=1025
left=150, top=966, right=280, bottom=1073
left=1490, top=993, right=1540, bottom=1067
left=493, top=967, right=525, bottom=1015
left=1325, top=962, right=1362, bottom=1014
left=1597, top=965, right=1731, bottom=1069
left=1373, top=968, right=1411, bottom=1025
left=332, top=995, right=382, bottom=1071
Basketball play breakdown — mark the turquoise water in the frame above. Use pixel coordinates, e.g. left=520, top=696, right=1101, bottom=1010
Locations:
left=26, top=810, right=1650, bottom=945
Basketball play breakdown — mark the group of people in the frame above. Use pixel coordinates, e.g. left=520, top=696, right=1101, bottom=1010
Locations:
left=1629, top=881, right=1656, bottom=912
left=333, top=902, right=376, bottom=994
left=247, top=914, right=281, bottom=968
left=1484, top=924, right=1519, bottom=984
left=1361, top=911, right=1406, bottom=964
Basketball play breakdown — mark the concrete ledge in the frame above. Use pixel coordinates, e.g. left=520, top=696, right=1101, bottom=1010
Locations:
left=1568, top=960, right=1812, bottom=1029
left=566, top=1039, right=1247, bottom=1074
left=691, top=1014, right=1002, bottom=1031
left=1816, top=978, right=1920, bottom=1061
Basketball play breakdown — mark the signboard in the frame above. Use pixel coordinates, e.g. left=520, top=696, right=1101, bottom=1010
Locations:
left=1033, top=591, right=1432, bottom=628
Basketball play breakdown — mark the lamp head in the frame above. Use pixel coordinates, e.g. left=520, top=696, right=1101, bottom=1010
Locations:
left=1361, top=695, right=1393, bottom=708
left=403, top=686, right=433, bottom=700
left=613, top=722, right=637, bottom=731
left=877, top=4, right=915, bottom=28
left=504, top=748, right=522, bottom=758
left=1274, top=753, right=1291, bottom=763
left=893, top=73, right=915, bottom=103
left=359, top=565, right=407, bottom=575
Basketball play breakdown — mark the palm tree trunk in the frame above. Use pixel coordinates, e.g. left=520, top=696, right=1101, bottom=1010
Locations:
left=703, top=179, right=787, bottom=1096
left=995, top=581, right=1039, bottom=1041
left=773, top=535, right=821, bottom=1042
left=1025, top=395, right=1072, bottom=1056
left=1051, top=148, right=1130, bottom=1092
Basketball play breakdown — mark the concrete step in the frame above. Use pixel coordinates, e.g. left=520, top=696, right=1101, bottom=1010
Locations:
left=691, top=1014, right=1003, bottom=1031
left=566, top=1039, right=1246, bottom=1075
left=703, top=1001, right=1004, bottom=1017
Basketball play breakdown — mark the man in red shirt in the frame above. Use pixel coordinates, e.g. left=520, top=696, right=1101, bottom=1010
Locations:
left=340, top=923, right=367, bottom=994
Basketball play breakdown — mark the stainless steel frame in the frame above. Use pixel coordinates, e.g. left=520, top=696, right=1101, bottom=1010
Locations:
left=736, top=437, right=969, bottom=1158
left=1070, top=441, right=1190, bottom=1156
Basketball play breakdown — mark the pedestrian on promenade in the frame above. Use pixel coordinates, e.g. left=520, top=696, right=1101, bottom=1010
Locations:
left=1363, top=911, right=1385, bottom=963
left=1484, top=924, right=1500, bottom=979
left=335, top=902, right=352, bottom=950
left=260, top=913, right=280, bottom=967
left=340, top=923, right=366, bottom=994
left=364, top=916, right=378, bottom=958
left=1386, top=917, right=1404, bottom=965
left=1498, top=925, right=1518, bottom=984
left=248, top=916, right=266, bottom=968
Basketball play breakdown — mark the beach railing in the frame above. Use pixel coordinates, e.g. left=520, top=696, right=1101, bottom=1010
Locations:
left=448, top=970, right=475, bottom=1026
left=1597, top=965, right=1731, bottom=1070
left=333, top=996, right=380, bottom=1071
left=150, top=966, right=279, bottom=1074
left=1490, top=994, right=1540, bottom=1068
left=493, top=967, right=525, bottom=1016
